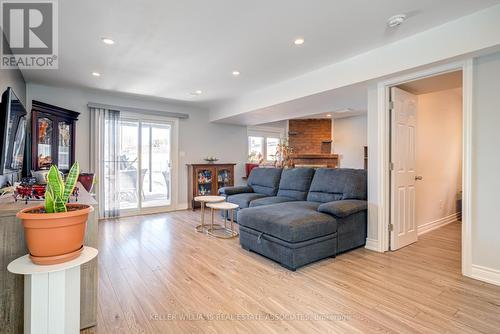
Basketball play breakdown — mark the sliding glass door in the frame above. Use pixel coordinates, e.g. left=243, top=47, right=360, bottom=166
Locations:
left=117, top=120, right=139, bottom=210
left=141, top=122, right=171, bottom=208
left=111, top=119, right=173, bottom=214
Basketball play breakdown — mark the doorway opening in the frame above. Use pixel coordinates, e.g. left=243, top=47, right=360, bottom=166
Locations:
left=389, top=70, right=463, bottom=251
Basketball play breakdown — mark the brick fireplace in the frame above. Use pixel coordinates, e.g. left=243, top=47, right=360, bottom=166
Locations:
left=288, top=119, right=338, bottom=168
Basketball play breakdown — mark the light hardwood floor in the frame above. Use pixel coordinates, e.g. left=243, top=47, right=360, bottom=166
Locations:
left=82, top=211, right=500, bottom=333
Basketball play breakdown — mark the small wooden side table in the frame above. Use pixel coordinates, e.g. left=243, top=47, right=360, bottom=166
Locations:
left=194, top=195, right=225, bottom=232
left=7, top=247, right=98, bottom=334
left=206, top=202, right=239, bottom=239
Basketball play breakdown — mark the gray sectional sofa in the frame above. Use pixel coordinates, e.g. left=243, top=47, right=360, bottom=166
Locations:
left=219, top=167, right=367, bottom=270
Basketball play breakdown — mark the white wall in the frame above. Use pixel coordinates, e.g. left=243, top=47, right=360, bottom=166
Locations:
left=26, top=83, right=247, bottom=208
left=415, top=88, right=462, bottom=231
left=472, top=52, right=500, bottom=271
left=333, top=115, right=367, bottom=169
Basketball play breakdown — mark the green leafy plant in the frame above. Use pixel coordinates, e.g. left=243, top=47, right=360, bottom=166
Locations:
left=44, top=162, right=80, bottom=213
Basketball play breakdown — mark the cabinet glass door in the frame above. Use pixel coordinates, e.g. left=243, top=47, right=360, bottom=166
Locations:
left=58, top=122, right=71, bottom=170
left=217, top=168, right=232, bottom=189
left=37, top=117, right=53, bottom=169
left=196, top=169, right=213, bottom=196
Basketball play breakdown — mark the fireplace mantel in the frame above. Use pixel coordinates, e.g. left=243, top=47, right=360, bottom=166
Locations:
left=290, top=154, right=339, bottom=168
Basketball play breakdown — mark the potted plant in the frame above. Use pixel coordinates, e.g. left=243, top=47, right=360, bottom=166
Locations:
left=274, top=139, right=294, bottom=168
left=17, top=162, right=93, bottom=265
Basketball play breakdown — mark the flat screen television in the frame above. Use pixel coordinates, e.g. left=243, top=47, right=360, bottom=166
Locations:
left=0, top=87, right=28, bottom=175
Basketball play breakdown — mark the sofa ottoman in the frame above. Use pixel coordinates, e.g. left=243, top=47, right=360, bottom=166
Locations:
left=238, top=201, right=338, bottom=270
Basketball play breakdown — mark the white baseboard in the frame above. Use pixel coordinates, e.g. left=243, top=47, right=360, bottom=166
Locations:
left=365, top=238, right=381, bottom=252
left=469, top=264, right=500, bottom=287
left=417, top=212, right=460, bottom=236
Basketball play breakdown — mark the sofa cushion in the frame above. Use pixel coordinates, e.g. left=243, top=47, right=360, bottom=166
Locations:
left=307, top=168, right=367, bottom=203
left=227, top=193, right=268, bottom=209
left=249, top=196, right=296, bottom=207
left=341, top=172, right=367, bottom=200
left=238, top=201, right=337, bottom=243
left=247, top=167, right=282, bottom=196
left=317, top=200, right=367, bottom=218
left=276, top=168, right=315, bottom=200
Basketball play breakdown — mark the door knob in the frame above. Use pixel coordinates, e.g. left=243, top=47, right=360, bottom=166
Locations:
left=415, top=176, right=423, bottom=181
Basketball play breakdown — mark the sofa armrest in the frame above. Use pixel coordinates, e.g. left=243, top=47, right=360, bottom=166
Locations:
left=317, top=200, right=367, bottom=218
left=218, top=185, right=253, bottom=196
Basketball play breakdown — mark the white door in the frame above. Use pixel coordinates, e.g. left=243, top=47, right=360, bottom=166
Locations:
left=390, top=87, right=418, bottom=250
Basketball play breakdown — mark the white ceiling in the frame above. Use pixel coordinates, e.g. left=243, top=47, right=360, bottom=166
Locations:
left=22, top=0, right=500, bottom=107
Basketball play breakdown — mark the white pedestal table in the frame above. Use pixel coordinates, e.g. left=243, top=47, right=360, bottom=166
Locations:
left=7, top=246, right=98, bottom=334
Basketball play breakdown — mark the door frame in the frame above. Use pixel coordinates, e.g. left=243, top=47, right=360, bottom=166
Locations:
left=375, top=59, right=473, bottom=276
left=118, top=111, right=180, bottom=216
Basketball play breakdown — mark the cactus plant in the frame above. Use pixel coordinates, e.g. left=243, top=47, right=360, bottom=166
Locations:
left=44, top=162, right=80, bottom=213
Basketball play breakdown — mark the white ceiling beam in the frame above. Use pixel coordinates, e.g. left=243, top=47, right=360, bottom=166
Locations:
left=210, top=4, right=500, bottom=122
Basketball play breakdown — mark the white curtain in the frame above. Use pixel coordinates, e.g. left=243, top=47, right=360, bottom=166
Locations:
left=90, top=107, right=121, bottom=218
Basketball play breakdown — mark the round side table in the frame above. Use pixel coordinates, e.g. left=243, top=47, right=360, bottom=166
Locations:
left=206, top=202, right=239, bottom=239
left=194, top=195, right=225, bottom=233
left=7, top=246, right=98, bottom=334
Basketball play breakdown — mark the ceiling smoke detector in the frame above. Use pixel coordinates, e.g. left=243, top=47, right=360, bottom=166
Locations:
left=387, top=14, right=407, bottom=28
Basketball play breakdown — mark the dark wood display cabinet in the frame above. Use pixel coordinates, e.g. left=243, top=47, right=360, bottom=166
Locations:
left=30, top=100, right=79, bottom=172
left=187, top=163, right=236, bottom=209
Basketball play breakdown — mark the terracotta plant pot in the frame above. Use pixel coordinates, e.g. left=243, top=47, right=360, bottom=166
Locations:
left=17, top=204, right=93, bottom=265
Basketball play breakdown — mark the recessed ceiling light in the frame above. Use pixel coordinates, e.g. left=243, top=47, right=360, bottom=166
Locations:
left=101, top=37, right=115, bottom=45
left=294, top=38, right=305, bottom=46
left=232, top=71, right=240, bottom=76
left=387, top=14, right=407, bottom=28
left=190, top=90, right=203, bottom=96
left=326, top=114, right=332, bottom=117
left=91, top=72, right=101, bottom=77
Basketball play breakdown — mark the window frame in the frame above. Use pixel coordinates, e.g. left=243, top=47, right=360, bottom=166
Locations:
left=247, top=126, right=285, bottom=163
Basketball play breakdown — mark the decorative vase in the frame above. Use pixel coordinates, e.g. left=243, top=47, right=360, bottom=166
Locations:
left=17, top=204, right=93, bottom=265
